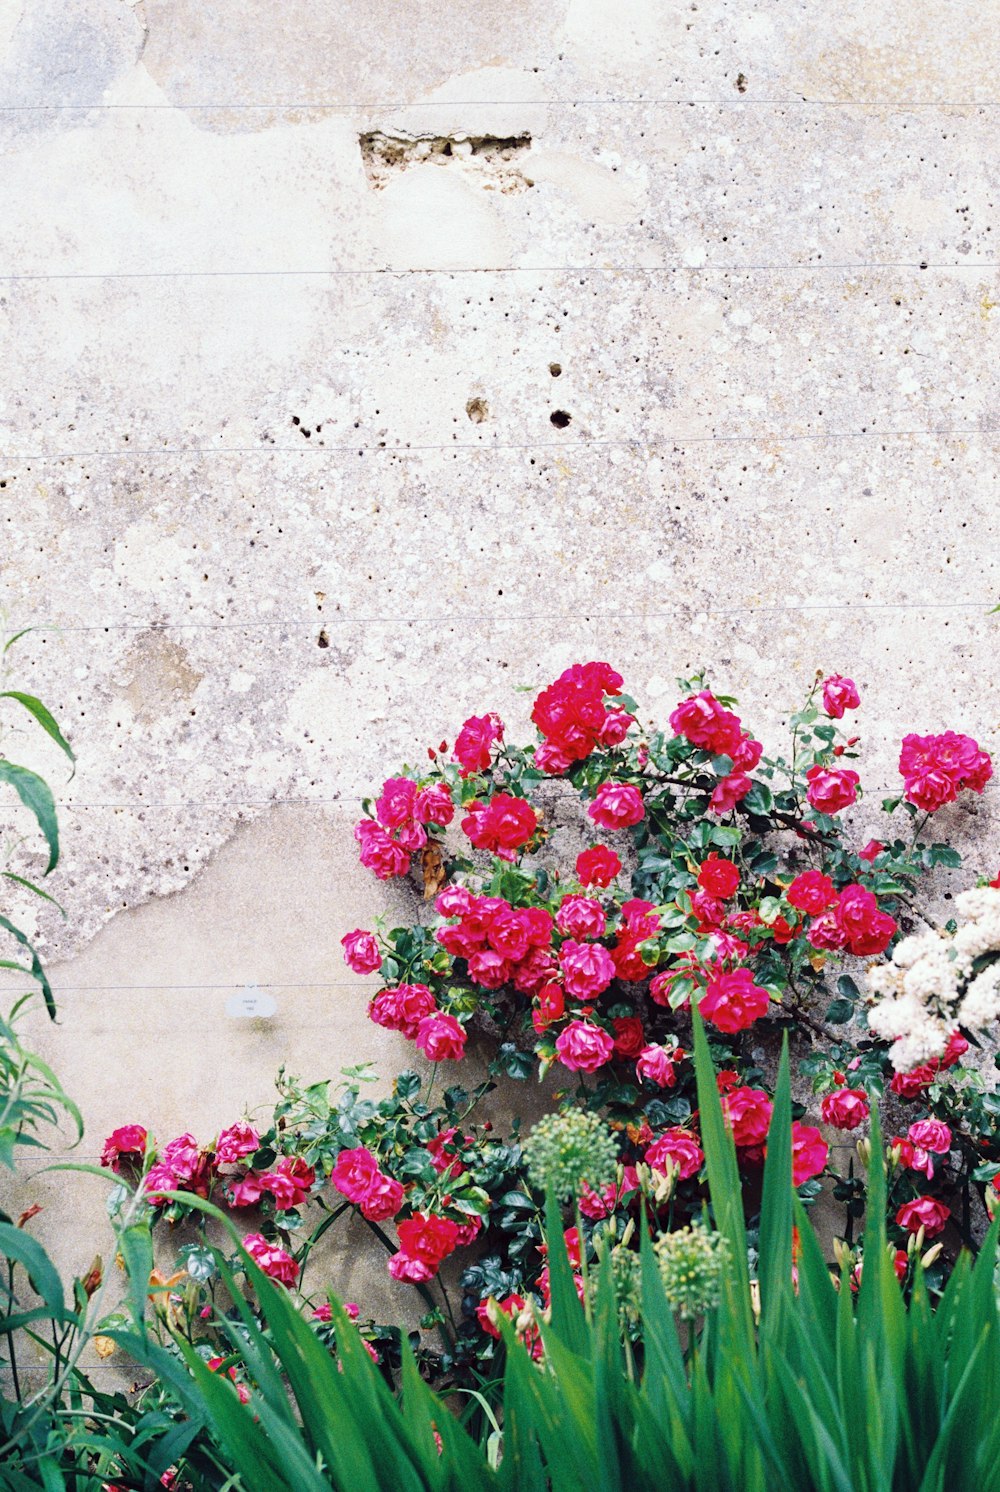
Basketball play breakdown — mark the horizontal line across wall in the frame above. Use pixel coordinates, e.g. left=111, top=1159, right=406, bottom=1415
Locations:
left=2, top=262, right=996, bottom=280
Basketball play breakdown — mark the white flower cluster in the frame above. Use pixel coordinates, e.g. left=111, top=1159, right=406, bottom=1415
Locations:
left=867, top=886, right=1000, bottom=1071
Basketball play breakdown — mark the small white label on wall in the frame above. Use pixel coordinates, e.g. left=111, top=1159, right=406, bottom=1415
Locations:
left=225, top=984, right=277, bottom=1019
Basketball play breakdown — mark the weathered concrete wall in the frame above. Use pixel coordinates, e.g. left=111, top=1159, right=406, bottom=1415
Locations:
left=2, top=0, right=1000, bottom=1355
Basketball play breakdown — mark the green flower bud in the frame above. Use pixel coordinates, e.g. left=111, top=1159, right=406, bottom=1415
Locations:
left=523, top=1108, right=619, bottom=1202
left=655, top=1223, right=730, bottom=1321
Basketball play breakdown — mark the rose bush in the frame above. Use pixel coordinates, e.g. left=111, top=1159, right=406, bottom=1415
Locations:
left=103, top=663, right=1000, bottom=1391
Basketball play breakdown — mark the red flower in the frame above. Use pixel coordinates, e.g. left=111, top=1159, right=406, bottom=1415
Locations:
left=670, top=691, right=743, bottom=757
left=576, top=845, right=622, bottom=887
left=453, top=713, right=504, bottom=776
left=645, top=1128, right=704, bottom=1181
left=805, top=765, right=860, bottom=814
left=556, top=895, right=607, bottom=939
left=696, top=854, right=740, bottom=899
left=587, top=783, right=645, bottom=829
left=389, top=1214, right=460, bottom=1282
left=461, top=794, right=538, bottom=860
left=786, top=870, right=837, bottom=916
left=415, top=1013, right=467, bottom=1062
left=898, top=731, right=992, bottom=812
left=341, top=929, right=381, bottom=975
left=709, top=772, right=752, bottom=814
left=896, top=1197, right=950, bottom=1237
left=722, top=1087, right=773, bottom=1146
left=820, top=1089, right=869, bottom=1130
left=907, top=1119, right=952, bottom=1154
left=243, top=1233, right=298, bottom=1286
left=821, top=675, right=861, bottom=719
left=100, top=1125, right=148, bottom=1173
left=700, top=968, right=769, bottom=1034
left=555, top=1020, right=615, bottom=1073
left=635, top=1043, right=681, bottom=1087
left=611, top=1015, right=645, bottom=1059
left=789, top=1123, right=829, bottom=1186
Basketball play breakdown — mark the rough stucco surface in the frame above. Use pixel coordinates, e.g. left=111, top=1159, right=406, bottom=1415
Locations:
left=2, top=0, right=1000, bottom=1373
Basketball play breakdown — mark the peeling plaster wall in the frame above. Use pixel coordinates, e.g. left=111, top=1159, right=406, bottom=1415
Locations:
left=2, top=0, right=1000, bottom=1371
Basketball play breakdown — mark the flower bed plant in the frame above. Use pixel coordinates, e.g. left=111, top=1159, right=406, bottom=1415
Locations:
left=105, top=662, right=1000, bottom=1390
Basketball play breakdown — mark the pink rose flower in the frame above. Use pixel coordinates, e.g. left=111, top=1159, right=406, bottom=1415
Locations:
left=645, top=1128, right=704, bottom=1181
left=576, top=845, right=622, bottom=887
left=375, top=776, right=418, bottom=829
left=907, top=1119, right=952, bottom=1154
left=453, top=713, right=504, bottom=776
left=821, top=675, right=861, bottom=719
left=467, top=949, right=511, bottom=989
left=786, top=870, right=837, bottom=915
left=722, top=1087, right=773, bottom=1147
left=805, top=765, right=860, bottom=814
left=415, top=1012, right=467, bottom=1062
left=354, top=820, right=412, bottom=880
left=559, top=939, right=616, bottom=999
left=699, top=968, right=769, bottom=1034
left=556, top=895, right=607, bottom=939
left=858, top=839, right=884, bottom=862
left=414, top=782, right=455, bottom=826
left=243, top=1233, right=298, bottom=1286
left=578, top=1166, right=640, bottom=1219
left=587, top=783, right=645, bottom=829
left=554, top=1020, right=615, bottom=1073
left=899, top=731, right=992, bottom=811
left=820, top=1088, right=869, bottom=1131
left=461, top=793, right=538, bottom=860
left=896, top=1197, right=950, bottom=1237
left=100, top=1124, right=148, bottom=1172
left=611, top=1015, right=645, bottom=1059
left=709, top=772, right=752, bottom=814
left=669, top=691, right=743, bottom=756
left=368, top=984, right=437, bottom=1038
left=635, top=1043, right=681, bottom=1087
left=789, top=1123, right=829, bottom=1186
left=388, top=1213, right=460, bottom=1282
left=214, top=1121, right=260, bottom=1167
left=341, top=929, right=382, bottom=975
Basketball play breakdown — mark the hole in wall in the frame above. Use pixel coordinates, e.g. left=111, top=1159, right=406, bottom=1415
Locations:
left=550, top=410, right=572, bottom=428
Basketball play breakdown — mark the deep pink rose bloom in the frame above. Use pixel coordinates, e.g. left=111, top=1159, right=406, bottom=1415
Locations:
left=523, top=905, right=555, bottom=946
left=101, top=1124, right=148, bottom=1172
left=262, top=1156, right=316, bottom=1211
left=556, top=895, right=607, bottom=939
left=427, top=1127, right=467, bottom=1178
left=907, top=1119, right=952, bottom=1154
left=598, top=707, right=634, bottom=746
left=415, top=1012, right=467, bottom=1062
left=670, top=691, right=742, bottom=757
left=635, top=1043, right=680, bottom=1087
left=453, top=713, right=504, bottom=776
left=700, top=969, right=769, bottom=1033
left=805, top=765, right=860, bottom=814
left=215, top=1121, right=260, bottom=1167
left=576, top=845, right=622, bottom=887
left=414, top=782, right=454, bottom=826
left=358, top=1172, right=405, bottom=1222
left=331, top=1147, right=380, bottom=1205
left=534, top=981, right=566, bottom=1026
left=696, top=854, right=740, bottom=899
left=837, top=884, right=896, bottom=956
left=461, top=793, right=538, bottom=860
left=806, top=908, right=849, bottom=951
left=890, top=1065, right=937, bottom=1099
left=435, top=885, right=476, bottom=918
left=375, top=776, right=418, bottom=829
left=645, top=1128, right=704, bottom=1181
left=821, top=675, right=861, bottom=719
left=227, top=1173, right=267, bottom=1207
left=368, top=984, right=437, bottom=1038
left=859, top=839, right=884, bottom=862
left=559, top=939, right=616, bottom=999
left=467, top=949, right=511, bottom=989
left=511, top=945, right=557, bottom=994
left=899, top=731, right=992, bottom=810
left=534, top=740, right=574, bottom=775
left=476, top=1292, right=526, bottom=1338
left=896, top=1197, right=950, bottom=1237
left=143, top=1162, right=181, bottom=1207
left=554, top=1020, right=615, bottom=1073
left=389, top=1213, right=460, bottom=1282
left=820, top=1089, right=869, bottom=1131
left=690, top=889, right=725, bottom=930
left=355, top=820, right=412, bottom=879
left=786, top=870, right=838, bottom=915
left=789, top=1123, right=829, bottom=1186
left=454, top=1215, right=482, bottom=1248
left=722, top=1087, right=773, bottom=1147
left=243, top=1233, right=298, bottom=1286
left=578, top=1166, right=640, bottom=1219
left=341, top=929, right=381, bottom=975
left=709, top=772, right=752, bottom=814
left=587, top=783, right=645, bottom=829
left=731, top=733, right=764, bottom=771
left=487, top=905, right=533, bottom=961
left=941, top=1031, right=969, bottom=1067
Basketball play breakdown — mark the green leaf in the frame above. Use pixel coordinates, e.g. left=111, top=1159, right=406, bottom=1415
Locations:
left=0, top=1223, right=66, bottom=1316
left=0, top=762, right=59, bottom=873
left=0, top=916, right=55, bottom=1019
left=824, top=999, right=854, bottom=1025
left=1, top=871, right=66, bottom=916
left=743, top=781, right=774, bottom=815
left=0, top=692, right=75, bottom=773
